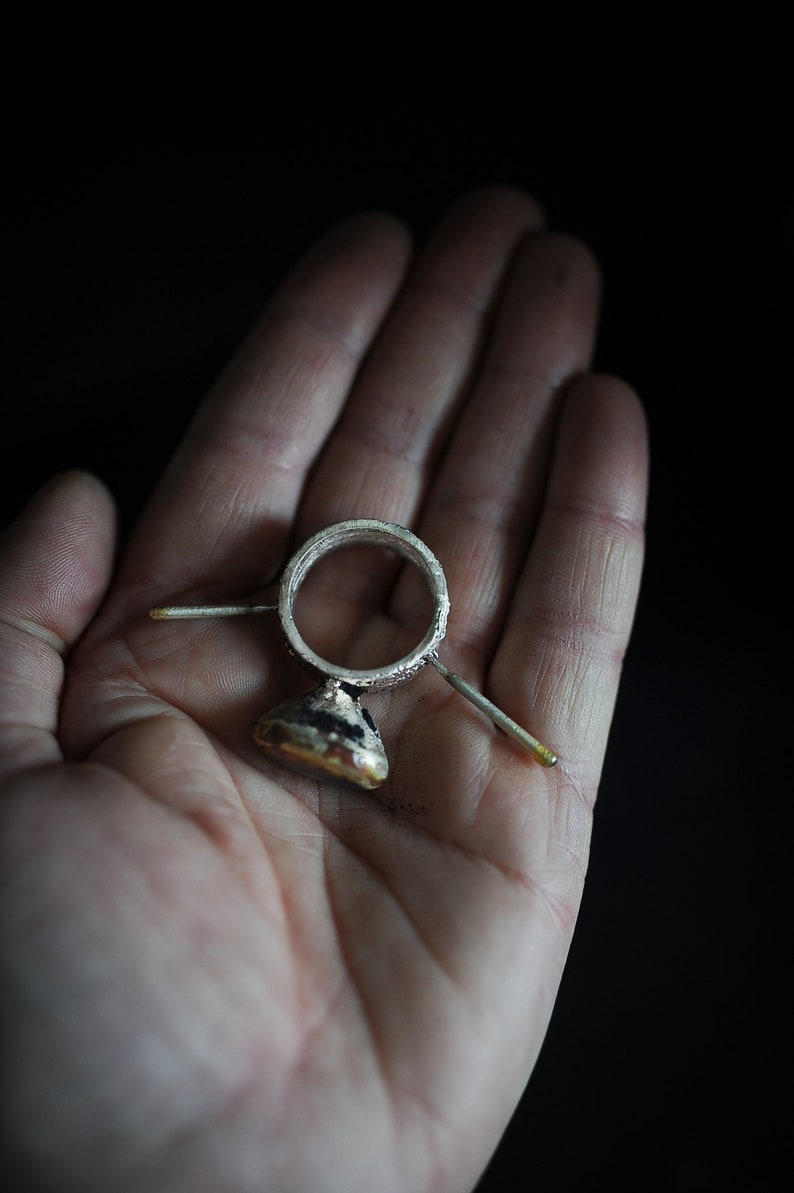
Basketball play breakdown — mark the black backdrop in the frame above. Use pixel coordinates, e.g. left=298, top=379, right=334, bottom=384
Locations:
left=1, top=115, right=789, bottom=1192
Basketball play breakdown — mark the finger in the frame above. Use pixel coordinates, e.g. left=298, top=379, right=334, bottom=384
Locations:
left=297, top=187, right=544, bottom=536
left=395, top=232, right=601, bottom=662
left=0, top=471, right=116, bottom=780
left=115, top=214, right=412, bottom=612
left=494, top=375, right=648, bottom=797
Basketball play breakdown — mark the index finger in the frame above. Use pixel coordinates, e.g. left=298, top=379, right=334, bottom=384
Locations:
left=115, top=215, right=412, bottom=611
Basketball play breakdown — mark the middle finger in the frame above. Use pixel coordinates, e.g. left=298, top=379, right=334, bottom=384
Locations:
left=291, top=187, right=544, bottom=629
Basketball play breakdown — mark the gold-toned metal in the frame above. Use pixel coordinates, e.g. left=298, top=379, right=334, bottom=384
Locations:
left=147, top=518, right=558, bottom=786
left=252, top=680, right=389, bottom=790
left=149, top=603, right=276, bottom=619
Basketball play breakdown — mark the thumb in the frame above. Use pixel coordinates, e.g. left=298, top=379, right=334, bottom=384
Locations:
left=0, top=471, right=116, bottom=780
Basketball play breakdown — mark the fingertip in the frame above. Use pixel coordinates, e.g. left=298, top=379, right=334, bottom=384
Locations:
left=0, top=469, right=117, bottom=634
left=292, top=209, right=414, bottom=288
left=565, top=370, right=648, bottom=430
left=333, top=209, right=415, bottom=252
left=18, top=469, right=117, bottom=558
left=437, top=184, right=547, bottom=231
left=7, top=468, right=115, bottom=515
left=514, top=228, right=603, bottom=306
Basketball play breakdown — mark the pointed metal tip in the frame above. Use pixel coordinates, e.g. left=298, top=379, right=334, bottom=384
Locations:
left=431, top=655, right=559, bottom=767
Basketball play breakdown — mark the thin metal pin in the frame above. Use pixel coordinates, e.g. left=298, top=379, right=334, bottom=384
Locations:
left=431, top=656, right=558, bottom=767
left=148, top=604, right=277, bottom=620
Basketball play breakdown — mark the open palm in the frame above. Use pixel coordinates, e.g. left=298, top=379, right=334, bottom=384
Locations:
left=0, top=188, right=647, bottom=1192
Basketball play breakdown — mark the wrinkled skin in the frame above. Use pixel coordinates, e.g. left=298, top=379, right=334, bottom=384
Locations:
left=0, top=188, right=648, bottom=1192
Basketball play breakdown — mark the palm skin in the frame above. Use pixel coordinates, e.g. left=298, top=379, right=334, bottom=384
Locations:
left=0, top=188, right=647, bottom=1192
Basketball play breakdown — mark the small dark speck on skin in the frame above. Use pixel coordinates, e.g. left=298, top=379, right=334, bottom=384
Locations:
left=381, top=797, right=428, bottom=820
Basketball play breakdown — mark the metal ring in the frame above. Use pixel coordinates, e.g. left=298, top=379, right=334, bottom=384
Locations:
left=278, top=519, right=450, bottom=691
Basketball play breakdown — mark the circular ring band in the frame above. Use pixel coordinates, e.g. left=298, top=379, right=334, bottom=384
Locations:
left=278, top=519, right=450, bottom=691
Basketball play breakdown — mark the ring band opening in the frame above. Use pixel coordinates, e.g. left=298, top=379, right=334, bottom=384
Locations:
left=279, top=519, right=450, bottom=691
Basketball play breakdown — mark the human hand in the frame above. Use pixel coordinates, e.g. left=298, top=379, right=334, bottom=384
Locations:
left=0, top=188, right=647, bottom=1192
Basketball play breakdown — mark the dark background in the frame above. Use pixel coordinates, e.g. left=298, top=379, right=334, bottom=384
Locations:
left=2, top=104, right=789, bottom=1192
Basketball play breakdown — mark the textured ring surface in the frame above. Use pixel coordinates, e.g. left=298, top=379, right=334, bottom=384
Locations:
left=278, top=519, right=450, bottom=691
